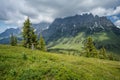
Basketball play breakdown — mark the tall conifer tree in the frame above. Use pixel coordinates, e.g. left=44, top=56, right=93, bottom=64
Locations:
left=84, top=37, right=98, bottom=57
left=22, top=17, right=37, bottom=49
left=10, top=33, right=17, bottom=46
left=38, top=34, right=46, bottom=51
left=99, top=46, right=107, bottom=58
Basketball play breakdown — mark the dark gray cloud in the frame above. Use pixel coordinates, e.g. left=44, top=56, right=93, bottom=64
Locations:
left=0, top=0, right=120, bottom=26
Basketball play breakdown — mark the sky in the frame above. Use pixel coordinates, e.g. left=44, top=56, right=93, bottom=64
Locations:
left=0, top=0, right=120, bottom=33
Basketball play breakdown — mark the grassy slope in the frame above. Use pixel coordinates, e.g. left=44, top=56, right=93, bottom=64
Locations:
left=0, top=45, right=120, bottom=80
left=48, top=32, right=85, bottom=51
left=48, top=31, right=120, bottom=54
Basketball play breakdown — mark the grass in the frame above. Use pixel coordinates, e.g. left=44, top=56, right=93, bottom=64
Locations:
left=0, top=45, right=120, bottom=80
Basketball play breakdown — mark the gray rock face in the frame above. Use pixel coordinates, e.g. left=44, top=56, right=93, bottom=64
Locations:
left=43, top=13, right=119, bottom=42
left=32, top=22, right=50, bottom=35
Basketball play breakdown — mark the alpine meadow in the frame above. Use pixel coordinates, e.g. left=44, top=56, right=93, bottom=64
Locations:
left=0, top=0, right=120, bottom=80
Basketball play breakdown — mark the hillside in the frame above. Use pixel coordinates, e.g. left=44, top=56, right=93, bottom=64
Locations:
left=0, top=45, right=120, bottom=80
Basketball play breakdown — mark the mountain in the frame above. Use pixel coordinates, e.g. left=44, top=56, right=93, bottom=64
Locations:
left=32, top=22, right=50, bottom=35
left=0, top=22, right=50, bottom=44
left=43, top=13, right=120, bottom=54
left=0, top=28, right=21, bottom=44
left=0, top=28, right=21, bottom=38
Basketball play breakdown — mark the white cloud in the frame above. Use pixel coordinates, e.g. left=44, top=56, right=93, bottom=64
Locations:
left=115, top=20, right=120, bottom=27
left=90, top=7, right=107, bottom=16
left=113, top=6, right=120, bottom=15
left=112, top=16, right=119, bottom=20
left=0, top=0, right=120, bottom=28
left=90, top=6, right=120, bottom=16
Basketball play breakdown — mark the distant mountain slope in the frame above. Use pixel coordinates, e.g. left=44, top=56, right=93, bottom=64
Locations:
left=43, top=13, right=120, bottom=54
left=0, top=22, right=50, bottom=44
left=32, top=22, right=50, bottom=35
left=0, top=28, right=21, bottom=38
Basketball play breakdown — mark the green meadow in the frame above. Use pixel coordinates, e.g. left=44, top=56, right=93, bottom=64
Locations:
left=0, top=45, right=120, bottom=80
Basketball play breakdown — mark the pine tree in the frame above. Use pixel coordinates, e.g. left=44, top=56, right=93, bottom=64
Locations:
left=22, top=18, right=31, bottom=48
left=38, top=34, right=46, bottom=51
left=10, top=33, right=17, bottom=46
left=99, top=46, right=107, bottom=59
left=31, top=27, right=38, bottom=50
left=14, top=36, right=17, bottom=45
left=84, top=37, right=98, bottom=57
left=22, top=17, right=37, bottom=49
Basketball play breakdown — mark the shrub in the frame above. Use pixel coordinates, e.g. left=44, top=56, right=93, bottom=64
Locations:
left=22, top=53, right=27, bottom=60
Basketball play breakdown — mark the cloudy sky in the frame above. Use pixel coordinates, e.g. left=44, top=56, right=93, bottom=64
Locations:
left=0, top=0, right=120, bottom=33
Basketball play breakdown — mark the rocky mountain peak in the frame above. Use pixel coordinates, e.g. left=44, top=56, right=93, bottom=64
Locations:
left=43, top=13, right=119, bottom=42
